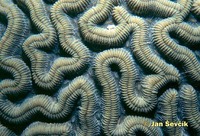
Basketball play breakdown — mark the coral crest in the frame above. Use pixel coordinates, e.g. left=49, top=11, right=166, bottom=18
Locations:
left=0, top=0, right=199, bottom=135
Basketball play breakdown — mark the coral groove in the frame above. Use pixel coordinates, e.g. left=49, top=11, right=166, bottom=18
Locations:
left=126, top=0, right=183, bottom=17
left=0, top=0, right=199, bottom=135
left=78, top=0, right=132, bottom=47
left=180, top=85, right=200, bottom=134
left=153, top=0, right=200, bottom=82
left=94, top=49, right=165, bottom=135
left=0, top=76, right=99, bottom=135
left=157, top=89, right=183, bottom=136
left=22, top=0, right=90, bottom=90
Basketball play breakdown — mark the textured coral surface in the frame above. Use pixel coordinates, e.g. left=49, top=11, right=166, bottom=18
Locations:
left=0, top=0, right=200, bottom=135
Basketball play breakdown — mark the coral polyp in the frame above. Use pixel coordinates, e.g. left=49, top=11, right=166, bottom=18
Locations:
left=0, top=0, right=199, bottom=135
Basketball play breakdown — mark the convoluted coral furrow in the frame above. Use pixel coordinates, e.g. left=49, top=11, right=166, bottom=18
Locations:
left=0, top=76, right=99, bottom=135
left=180, top=85, right=200, bottom=134
left=0, top=57, right=31, bottom=95
left=113, top=6, right=180, bottom=79
left=0, top=1, right=32, bottom=135
left=50, top=0, right=90, bottom=78
left=126, top=0, right=183, bottom=17
left=21, top=0, right=90, bottom=90
left=52, top=0, right=91, bottom=14
left=0, top=123, right=16, bottom=136
left=0, top=0, right=31, bottom=96
left=152, top=0, right=200, bottom=82
left=78, top=0, right=132, bottom=47
left=175, top=0, right=193, bottom=22
left=176, top=23, right=200, bottom=45
left=19, top=0, right=57, bottom=90
left=0, top=0, right=28, bottom=59
left=94, top=48, right=174, bottom=135
left=153, top=20, right=200, bottom=81
left=21, top=122, right=72, bottom=136
left=0, top=0, right=199, bottom=135
left=112, top=116, right=163, bottom=136
left=157, top=89, right=183, bottom=136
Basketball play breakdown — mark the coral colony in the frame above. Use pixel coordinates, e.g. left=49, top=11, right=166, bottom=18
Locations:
left=0, top=0, right=200, bottom=135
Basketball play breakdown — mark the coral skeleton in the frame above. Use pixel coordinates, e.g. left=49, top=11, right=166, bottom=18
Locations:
left=0, top=0, right=199, bottom=135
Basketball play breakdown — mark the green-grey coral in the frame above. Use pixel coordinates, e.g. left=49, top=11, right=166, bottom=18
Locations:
left=0, top=0, right=199, bottom=135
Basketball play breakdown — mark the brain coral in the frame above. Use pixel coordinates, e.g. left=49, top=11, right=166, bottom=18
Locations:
left=0, top=0, right=199, bottom=135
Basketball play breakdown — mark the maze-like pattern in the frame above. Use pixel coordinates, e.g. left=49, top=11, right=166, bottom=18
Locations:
left=0, top=0, right=200, bottom=135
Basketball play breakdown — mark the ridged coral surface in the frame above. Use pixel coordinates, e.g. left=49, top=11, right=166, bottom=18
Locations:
left=0, top=0, right=199, bottom=135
